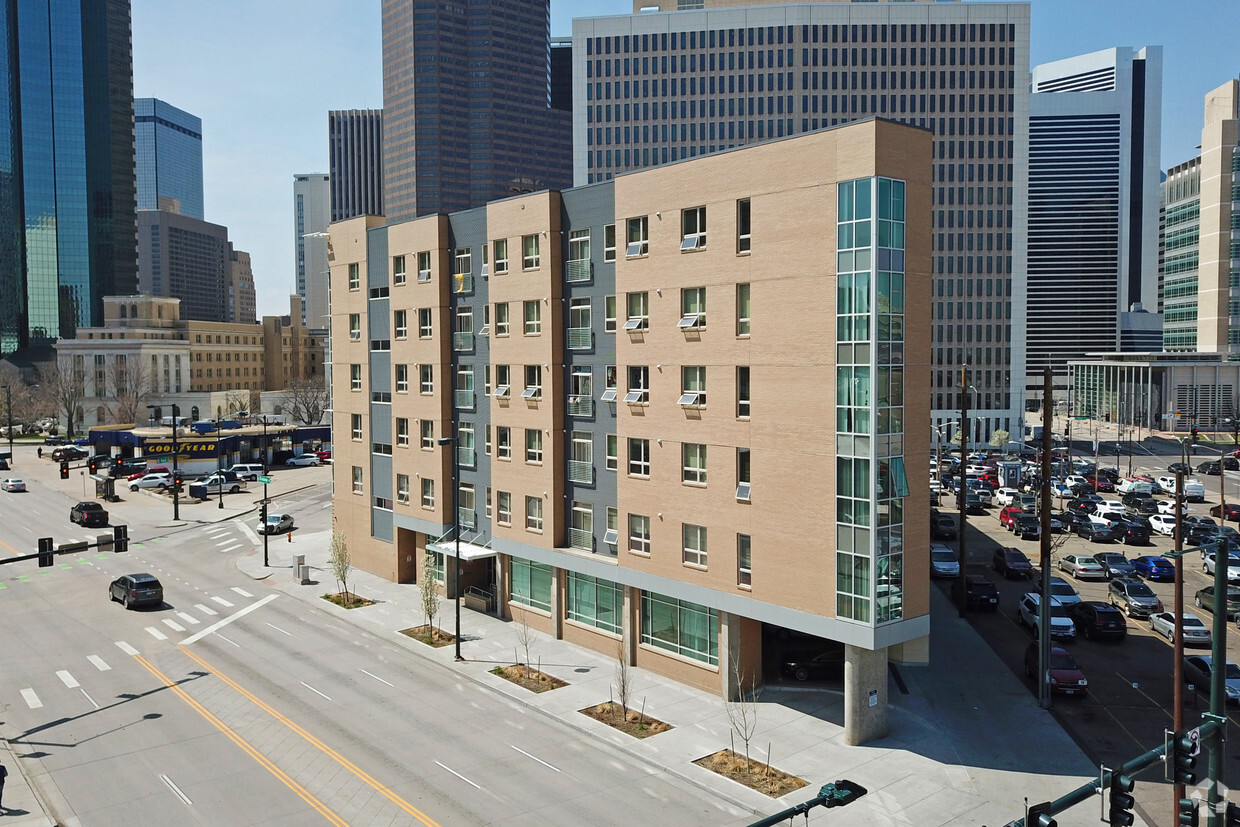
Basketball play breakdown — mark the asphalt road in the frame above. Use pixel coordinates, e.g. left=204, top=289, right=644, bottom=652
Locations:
left=0, top=458, right=749, bottom=826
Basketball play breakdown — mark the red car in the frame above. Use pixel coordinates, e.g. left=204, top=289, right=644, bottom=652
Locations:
left=315, top=450, right=332, bottom=462
left=1210, top=503, right=1240, bottom=522
left=999, top=506, right=1024, bottom=530
left=1024, top=643, right=1088, bottom=696
left=128, top=465, right=170, bottom=481
left=1085, top=474, right=1115, bottom=493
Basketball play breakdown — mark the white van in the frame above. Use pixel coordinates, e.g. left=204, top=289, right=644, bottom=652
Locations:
left=227, top=464, right=265, bottom=481
left=1183, top=478, right=1206, bottom=503
left=1117, top=478, right=1153, bottom=496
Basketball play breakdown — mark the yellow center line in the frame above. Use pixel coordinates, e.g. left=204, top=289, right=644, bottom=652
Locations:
left=133, top=654, right=347, bottom=826
left=0, top=536, right=24, bottom=557
left=178, top=646, right=440, bottom=827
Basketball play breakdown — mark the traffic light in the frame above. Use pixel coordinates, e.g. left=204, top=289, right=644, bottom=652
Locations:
left=1171, top=732, right=1199, bottom=786
left=113, top=524, right=128, bottom=554
left=37, top=537, right=53, bottom=567
left=1177, top=796, right=1199, bottom=827
left=1109, top=771, right=1136, bottom=827
left=59, top=460, right=69, bottom=479
left=1192, top=427, right=1199, bottom=440
left=1026, top=802, right=1056, bottom=827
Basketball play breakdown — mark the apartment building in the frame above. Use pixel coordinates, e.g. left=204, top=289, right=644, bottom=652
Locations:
left=330, top=120, right=930, bottom=743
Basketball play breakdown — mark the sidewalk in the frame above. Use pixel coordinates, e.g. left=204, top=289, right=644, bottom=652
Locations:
left=234, top=532, right=1112, bottom=825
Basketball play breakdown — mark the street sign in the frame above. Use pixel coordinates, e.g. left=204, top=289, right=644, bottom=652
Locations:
left=257, top=475, right=271, bottom=484
left=1188, top=728, right=1201, bottom=756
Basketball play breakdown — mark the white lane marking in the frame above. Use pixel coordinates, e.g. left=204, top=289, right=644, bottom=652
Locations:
left=435, top=761, right=481, bottom=790
left=115, top=641, right=139, bottom=655
left=236, top=518, right=260, bottom=544
left=56, top=670, right=79, bottom=688
left=210, top=596, right=234, bottom=607
left=181, top=593, right=277, bottom=645
left=176, top=612, right=201, bottom=625
left=80, top=689, right=99, bottom=710
left=266, top=622, right=292, bottom=636
left=206, top=529, right=229, bottom=538
left=215, top=634, right=239, bottom=647
left=360, top=669, right=394, bottom=687
left=301, top=682, right=331, bottom=700
left=145, top=626, right=168, bottom=641
left=194, top=603, right=219, bottom=616
left=511, top=745, right=560, bottom=773
left=160, top=774, right=193, bottom=806
left=162, top=619, right=186, bottom=632
left=231, top=587, right=253, bottom=598
left=87, top=655, right=110, bottom=671
left=21, top=688, right=42, bottom=709
left=218, top=542, right=242, bottom=553
left=214, top=538, right=235, bottom=547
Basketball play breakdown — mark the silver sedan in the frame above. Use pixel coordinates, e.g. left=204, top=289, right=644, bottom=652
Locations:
left=1149, top=612, right=1212, bottom=646
left=1058, top=554, right=1106, bottom=580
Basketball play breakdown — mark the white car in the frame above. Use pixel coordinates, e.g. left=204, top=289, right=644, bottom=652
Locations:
left=1098, top=499, right=1125, bottom=513
left=129, top=472, right=176, bottom=490
left=1150, top=612, right=1212, bottom=646
left=1063, top=475, right=1089, bottom=491
left=1049, top=576, right=1083, bottom=606
left=1203, top=550, right=1240, bottom=584
left=1148, top=514, right=1178, bottom=536
left=1156, top=499, right=1189, bottom=516
left=0, top=477, right=26, bottom=492
left=994, top=487, right=1020, bottom=507
left=1156, top=475, right=1179, bottom=494
left=1058, top=554, right=1106, bottom=580
left=285, top=454, right=321, bottom=467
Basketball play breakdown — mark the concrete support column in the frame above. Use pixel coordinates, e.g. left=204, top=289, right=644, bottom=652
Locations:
left=622, top=586, right=638, bottom=665
left=550, top=567, right=563, bottom=639
left=497, top=555, right=510, bottom=620
left=843, top=644, right=889, bottom=745
left=718, top=611, right=743, bottom=700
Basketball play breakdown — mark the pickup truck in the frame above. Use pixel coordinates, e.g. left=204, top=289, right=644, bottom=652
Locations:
left=188, top=473, right=247, bottom=498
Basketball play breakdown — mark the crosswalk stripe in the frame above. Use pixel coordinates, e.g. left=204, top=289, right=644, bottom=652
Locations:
left=21, top=688, right=41, bottom=709
left=194, top=603, right=219, bottom=616
left=162, top=619, right=186, bottom=632
left=115, top=641, right=139, bottom=655
left=211, top=596, right=234, bottom=607
left=218, top=542, right=242, bottom=553
left=214, top=538, right=235, bottom=547
left=56, top=670, right=79, bottom=688
left=231, top=587, right=253, bottom=598
left=176, top=612, right=200, bottom=625
left=145, top=626, right=168, bottom=641
left=87, top=655, right=111, bottom=671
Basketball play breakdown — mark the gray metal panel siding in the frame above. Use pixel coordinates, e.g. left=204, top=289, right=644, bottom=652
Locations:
left=372, top=501, right=394, bottom=542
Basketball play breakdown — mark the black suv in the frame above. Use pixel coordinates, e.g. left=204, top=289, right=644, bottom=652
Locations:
left=1013, top=513, right=1041, bottom=540
left=1120, top=494, right=1158, bottom=516
left=69, top=501, right=109, bottom=527
left=1068, top=601, right=1127, bottom=640
left=1115, top=520, right=1151, bottom=546
left=993, top=547, right=1034, bottom=579
left=952, top=575, right=999, bottom=610
left=931, top=513, right=957, bottom=541
left=109, top=573, right=163, bottom=609
left=51, top=445, right=88, bottom=461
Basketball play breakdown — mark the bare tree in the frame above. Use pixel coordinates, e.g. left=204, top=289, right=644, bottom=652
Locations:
left=224, top=390, right=253, bottom=417
left=420, top=550, right=441, bottom=639
left=515, top=611, right=537, bottom=679
left=329, top=528, right=351, bottom=601
left=282, top=378, right=329, bottom=425
left=724, top=658, right=760, bottom=773
left=614, top=638, right=633, bottom=721
left=103, top=355, right=152, bottom=425
left=37, top=356, right=86, bottom=438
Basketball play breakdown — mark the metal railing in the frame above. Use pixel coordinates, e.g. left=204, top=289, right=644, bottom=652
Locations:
left=453, top=272, right=473, bottom=293
left=566, top=327, right=593, bottom=350
left=568, top=527, right=593, bottom=550
left=567, top=395, right=594, bottom=418
left=565, top=259, right=591, bottom=283
left=453, top=390, right=475, bottom=409
left=458, top=507, right=477, bottom=529
left=567, top=459, right=594, bottom=484
left=452, top=331, right=474, bottom=351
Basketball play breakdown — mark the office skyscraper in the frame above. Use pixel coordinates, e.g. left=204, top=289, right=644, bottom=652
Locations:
left=134, top=98, right=204, bottom=220
left=0, top=0, right=137, bottom=355
left=328, top=109, right=383, bottom=223
left=294, top=174, right=331, bottom=328
left=574, top=0, right=1030, bottom=446
left=137, top=209, right=251, bottom=324
left=1027, top=47, right=1162, bottom=396
left=381, top=0, right=572, bottom=221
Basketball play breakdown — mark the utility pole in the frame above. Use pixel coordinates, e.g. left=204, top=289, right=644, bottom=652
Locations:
left=956, top=366, right=969, bottom=619
left=1038, top=369, right=1053, bottom=709
left=1173, top=466, right=1185, bottom=827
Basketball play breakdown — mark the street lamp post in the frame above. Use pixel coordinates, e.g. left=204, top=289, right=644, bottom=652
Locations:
left=147, top=403, right=180, bottom=521
left=437, top=431, right=464, bottom=662
left=3, top=383, right=12, bottom=466
left=216, top=422, right=224, bottom=510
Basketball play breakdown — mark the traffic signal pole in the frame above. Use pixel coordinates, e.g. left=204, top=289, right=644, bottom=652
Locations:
left=1038, top=369, right=1053, bottom=709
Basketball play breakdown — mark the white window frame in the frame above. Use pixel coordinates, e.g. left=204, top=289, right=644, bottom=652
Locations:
left=626, top=216, right=648, bottom=257
left=497, top=491, right=512, bottom=525
left=606, top=434, right=618, bottom=471
left=624, top=291, right=648, bottom=331
left=525, top=496, right=543, bottom=531
left=525, top=428, right=543, bottom=463
left=522, top=365, right=542, bottom=399
left=421, top=478, right=435, bottom=508
left=350, top=364, right=362, bottom=391
left=522, top=234, right=540, bottom=269
left=351, top=413, right=363, bottom=441
left=351, top=465, right=363, bottom=494
left=628, top=513, right=651, bottom=555
left=349, top=313, right=361, bottom=340
left=348, top=262, right=360, bottom=290
left=625, top=365, right=649, bottom=405
left=393, top=254, right=407, bottom=285
left=395, top=363, right=409, bottom=393
left=680, top=205, right=706, bottom=250
left=523, top=300, right=542, bottom=335
left=682, top=523, right=707, bottom=567
left=628, top=437, right=650, bottom=477
left=604, top=295, right=617, bottom=333
left=679, top=287, right=706, bottom=329
left=495, top=363, right=511, bottom=398
left=493, top=238, right=508, bottom=273
left=396, top=417, right=410, bottom=447
left=396, top=473, right=410, bottom=504
left=497, top=426, right=511, bottom=460
left=603, top=223, right=616, bottom=261
left=679, top=365, right=706, bottom=407
left=420, top=364, right=434, bottom=394
left=418, top=307, right=433, bottom=338
left=420, top=420, right=435, bottom=449
left=737, top=366, right=751, bottom=418
left=682, top=443, right=707, bottom=485
left=736, top=282, right=751, bottom=337
left=736, top=447, right=752, bottom=501
left=738, top=533, right=752, bottom=586
left=495, top=302, right=510, bottom=336
left=394, top=308, right=408, bottom=339
left=737, top=198, right=751, bottom=254
left=417, top=250, right=431, bottom=282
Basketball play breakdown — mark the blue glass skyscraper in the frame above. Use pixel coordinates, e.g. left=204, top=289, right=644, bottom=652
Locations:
left=0, top=0, right=136, bottom=356
left=135, top=97, right=204, bottom=219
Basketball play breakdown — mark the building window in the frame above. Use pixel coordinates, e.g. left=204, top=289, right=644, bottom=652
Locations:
left=737, top=198, right=751, bottom=253
left=737, top=534, right=752, bottom=586
left=348, top=262, right=360, bottom=290
left=522, top=234, right=540, bottom=270
left=417, top=250, right=431, bottom=282
left=625, top=365, right=649, bottom=405
left=737, top=366, right=751, bottom=418
left=679, top=287, right=706, bottom=329
left=396, top=474, right=410, bottom=504
left=421, top=478, right=435, bottom=508
left=420, top=420, right=435, bottom=449
left=396, top=417, right=410, bottom=447
left=626, top=216, right=648, bottom=257
left=418, top=308, right=432, bottom=338
left=569, top=228, right=590, bottom=264
left=566, top=572, right=623, bottom=635
left=569, top=501, right=593, bottom=550
left=392, top=255, right=407, bottom=285
left=641, top=593, right=718, bottom=665
left=682, top=443, right=707, bottom=484
left=603, top=223, right=616, bottom=261
left=522, top=365, right=542, bottom=399
left=351, top=465, right=363, bottom=494
left=682, top=524, right=707, bottom=567
left=493, top=238, right=509, bottom=274
left=420, top=364, right=434, bottom=394
left=524, top=497, right=544, bottom=532
left=395, top=363, right=409, bottom=393
left=606, top=434, right=618, bottom=470
left=624, top=291, right=649, bottom=331
left=628, top=513, right=651, bottom=555
left=511, top=557, right=551, bottom=610
left=495, top=364, right=511, bottom=398
left=604, top=295, right=617, bottom=332
left=453, top=247, right=472, bottom=284
left=736, top=283, right=751, bottom=337
left=605, top=507, right=619, bottom=547
left=349, top=313, right=361, bottom=340
left=497, top=426, right=511, bottom=460
left=394, top=309, right=408, bottom=339
left=458, top=483, right=476, bottom=528
left=497, top=491, right=512, bottom=525
left=679, top=366, right=706, bottom=407
left=495, top=302, right=510, bottom=336
left=628, top=437, right=650, bottom=476
left=523, top=300, right=542, bottom=335
left=525, top=428, right=543, bottom=463
left=680, top=205, right=706, bottom=250
left=737, top=448, right=751, bottom=501
left=350, top=364, right=361, bottom=391
left=351, top=413, right=362, bottom=441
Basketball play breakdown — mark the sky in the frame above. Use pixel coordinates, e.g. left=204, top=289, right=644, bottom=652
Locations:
left=132, top=0, right=1240, bottom=319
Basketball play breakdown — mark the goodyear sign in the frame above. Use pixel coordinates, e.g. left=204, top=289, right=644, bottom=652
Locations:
left=142, top=440, right=221, bottom=459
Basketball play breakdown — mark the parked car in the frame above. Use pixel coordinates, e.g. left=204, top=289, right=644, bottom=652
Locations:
left=129, top=472, right=177, bottom=491
left=1167, top=462, right=1194, bottom=474
left=780, top=649, right=846, bottom=682
left=108, top=573, right=163, bottom=609
left=1212, top=503, right=1240, bottom=522
left=51, top=445, right=87, bottom=461
left=1108, top=576, right=1162, bottom=618
left=285, top=454, right=321, bottom=467
left=1202, top=550, right=1240, bottom=584
left=1132, top=556, right=1176, bottom=581
left=1194, top=585, right=1240, bottom=618
left=994, top=487, right=1020, bottom=507
left=258, top=513, right=295, bottom=534
left=109, top=460, right=148, bottom=479
left=930, top=544, right=960, bottom=578
left=1023, top=643, right=1088, bottom=696
left=1048, top=576, right=1082, bottom=607
left=964, top=491, right=987, bottom=514
left=1156, top=499, right=1189, bottom=517
left=993, top=547, right=1034, bottom=579
left=1048, top=512, right=1069, bottom=533
left=1077, top=521, right=1119, bottom=544
left=43, top=435, right=67, bottom=446
left=315, top=450, right=332, bottom=463
left=1058, top=554, right=1106, bottom=580
left=999, top=506, right=1024, bottom=530
left=1096, top=553, right=1136, bottom=580
left=69, top=501, right=108, bottom=527
left=1150, top=612, right=1212, bottom=647
left=1121, top=495, right=1158, bottom=516
left=0, top=477, right=26, bottom=492
left=1183, top=656, right=1240, bottom=704
left=1199, top=461, right=1223, bottom=476
left=1013, top=513, right=1041, bottom=540
left=128, top=465, right=170, bottom=481
left=226, top=463, right=265, bottom=481
left=931, top=514, right=957, bottom=541
left=1068, top=601, right=1127, bottom=641
left=1115, top=520, right=1152, bottom=546
left=951, top=575, right=999, bottom=611
left=188, top=474, right=247, bottom=498
left=1148, top=514, right=1178, bottom=536
left=1017, top=592, right=1076, bottom=641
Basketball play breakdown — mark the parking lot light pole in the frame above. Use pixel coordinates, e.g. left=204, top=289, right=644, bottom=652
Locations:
left=147, top=403, right=180, bottom=521
left=957, top=368, right=969, bottom=620
left=216, top=424, right=224, bottom=509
